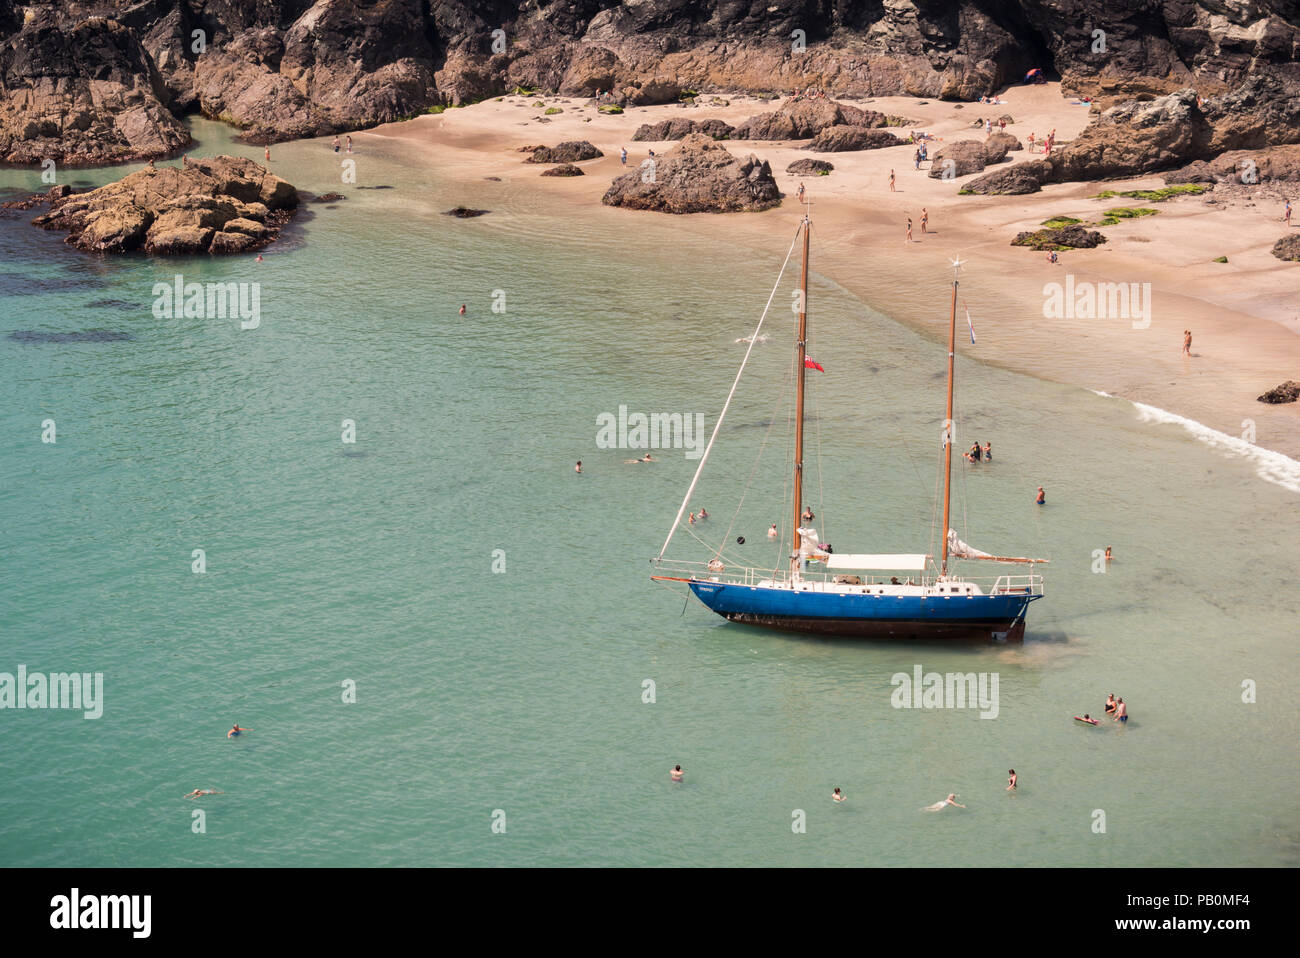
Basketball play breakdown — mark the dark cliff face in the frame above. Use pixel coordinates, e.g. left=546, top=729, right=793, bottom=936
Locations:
left=1, top=0, right=1297, bottom=165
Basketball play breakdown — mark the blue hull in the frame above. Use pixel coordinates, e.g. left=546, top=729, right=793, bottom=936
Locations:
left=688, top=581, right=1039, bottom=641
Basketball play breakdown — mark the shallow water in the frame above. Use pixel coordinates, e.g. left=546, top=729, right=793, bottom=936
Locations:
left=1, top=119, right=1297, bottom=866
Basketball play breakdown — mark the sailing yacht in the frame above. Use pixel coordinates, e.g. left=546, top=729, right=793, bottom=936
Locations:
left=650, top=205, right=1046, bottom=641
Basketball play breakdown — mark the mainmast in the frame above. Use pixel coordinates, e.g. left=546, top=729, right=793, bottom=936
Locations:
left=940, top=258, right=964, bottom=577
left=791, top=208, right=810, bottom=573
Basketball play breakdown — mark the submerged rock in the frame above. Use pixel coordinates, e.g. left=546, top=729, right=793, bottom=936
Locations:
left=30, top=156, right=298, bottom=254
left=601, top=133, right=780, bottom=214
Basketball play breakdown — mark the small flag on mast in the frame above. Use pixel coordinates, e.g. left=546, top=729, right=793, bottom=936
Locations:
left=804, top=357, right=825, bottom=372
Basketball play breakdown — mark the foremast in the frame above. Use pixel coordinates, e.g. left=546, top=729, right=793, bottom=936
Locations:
left=791, top=208, right=811, bottom=578
left=940, top=258, right=964, bottom=578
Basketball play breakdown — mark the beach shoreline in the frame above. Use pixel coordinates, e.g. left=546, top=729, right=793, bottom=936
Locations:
left=363, top=83, right=1300, bottom=460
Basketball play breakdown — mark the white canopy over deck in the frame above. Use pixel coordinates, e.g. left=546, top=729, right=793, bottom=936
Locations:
left=824, top=553, right=930, bottom=571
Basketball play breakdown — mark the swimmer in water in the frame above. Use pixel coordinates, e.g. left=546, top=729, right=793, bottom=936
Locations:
left=575, top=460, right=582, bottom=474
left=698, top=508, right=708, bottom=520
left=924, top=793, right=965, bottom=811
left=1105, top=546, right=1112, bottom=563
left=1006, top=769, right=1017, bottom=790
left=689, top=512, right=697, bottom=525
left=1035, top=486, right=1046, bottom=505
left=625, top=454, right=657, bottom=463
left=670, top=764, right=683, bottom=782
left=184, top=788, right=223, bottom=800
left=459, top=304, right=466, bottom=315
left=1104, top=693, right=1117, bottom=715
left=255, top=253, right=264, bottom=262
left=767, top=524, right=778, bottom=539
left=1114, top=698, right=1128, bottom=723
left=833, top=787, right=846, bottom=803
left=227, top=724, right=252, bottom=738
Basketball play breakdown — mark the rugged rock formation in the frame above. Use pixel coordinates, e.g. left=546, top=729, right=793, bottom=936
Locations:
left=3, top=2, right=1299, bottom=168
left=961, top=160, right=1052, bottom=194
left=1166, top=145, right=1300, bottom=184
left=787, top=158, right=833, bottom=175
left=541, top=163, right=584, bottom=176
left=1273, top=235, right=1300, bottom=262
left=0, top=16, right=190, bottom=165
left=804, top=126, right=904, bottom=153
left=632, top=118, right=734, bottom=141
left=1011, top=224, right=1107, bottom=250
left=732, top=99, right=903, bottom=140
left=1258, top=380, right=1300, bottom=403
left=30, top=155, right=297, bottom=253
left=601, top=133, right=780, bottom=213
left=929, top=140, right=1001, bottom=178
left=987, top=131, right=1023, bottom=154
left=526, top=141, right=602, bottom=163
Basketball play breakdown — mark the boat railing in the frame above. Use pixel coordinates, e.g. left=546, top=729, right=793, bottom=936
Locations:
left=652, top=559, right=1044, bottom=595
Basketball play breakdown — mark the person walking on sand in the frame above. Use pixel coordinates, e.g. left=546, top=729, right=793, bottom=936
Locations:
left=1028, top=132, right=1035, bottom=152
left=889, top=169, right=896, bottom=192
left=346, top=135, right=352, bottom=153
left=1285, top=199, right=1292, bottom=227
left=906, top=218, right=913, bottom=243
left=1183, top=329, right=1192, bottom=356
left=797, top=181, right=806, bottom=203
left=921, top=207, right=928, bottom=234
left=620, top=146, right=627, bottom=166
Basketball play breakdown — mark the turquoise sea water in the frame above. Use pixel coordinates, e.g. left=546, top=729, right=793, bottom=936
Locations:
left=2, top=119, right=1298, bottom=866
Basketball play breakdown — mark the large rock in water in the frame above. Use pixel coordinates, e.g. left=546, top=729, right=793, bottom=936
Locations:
left=804, top=126, right=903, bottom=152
left=732, top=99, right=904, bottom=140
left=31, top=156, right=298, bottom=254
left=601, top=133, right=780, bottom=214
left=526, top=141, right=603, bottom=163
left=632, top=118, right=735, bottom=141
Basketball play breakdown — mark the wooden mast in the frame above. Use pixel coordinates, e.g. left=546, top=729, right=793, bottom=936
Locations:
left=940, top=259, right=963, bottom=577
left=792, top=208, right=810, bottom=573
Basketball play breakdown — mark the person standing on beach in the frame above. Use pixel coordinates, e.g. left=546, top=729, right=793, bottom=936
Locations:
left=1028, top=132, right=1035, bottom=152
left=346, top=135, right=352, bottom=153
left=914, top=148, right=921, bottom=170
left=620, top=146, right=627, bottom=166
left=798, top=181, right=806, bottom=203
left=921, top=208, right=928, bottom=234
left=1285, top=199, right=1292, bottom=227
left=1183, top=329, right=1192, bottom=356
left=264, top=146, right=270, bottom=162
left=332, top=136, right=340, bottom=153
left=906, top=218, right=913, bottom=243
left=889, top=169, right=896, bottom=192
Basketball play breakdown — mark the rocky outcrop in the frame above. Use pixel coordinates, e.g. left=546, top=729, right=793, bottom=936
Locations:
left=601, top=133, right=780, bottom=214
left=526, top=141, right=603, bottom=163
left=732, top=99, right=904, bottom=141
left=1258, top=380, right=1300, bottom=403
left=1273, top=235, right=1300, bottom=262
left=961, top=160, right=1052, bottom=194
left=541, top=163, right=584, bottom=176
left=787, top=158, right=834, bottom=175
left=929, top=140, right=1001, bottom=179
left=1011, top=224, right=1107, bottom=250
left=1166, top=145, right=1300, bottom=184
left=1048, top=89, right=1210, bottom=182
left=987, top=131, right=1023, bottom=154
left=3, top=2, right=1299, bottom=167
left=30, top=155, right=297, bottom=253
left=632, top=118, right=734, bottom=141
left=0, top=16, right=190, bottom=165
left=804, top=126, right=904, bottom=153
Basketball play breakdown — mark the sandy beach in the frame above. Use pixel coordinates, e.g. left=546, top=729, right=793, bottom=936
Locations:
left=365, top=83, right=1300, bottom=459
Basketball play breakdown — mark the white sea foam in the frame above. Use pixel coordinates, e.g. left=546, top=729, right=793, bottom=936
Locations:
left=1090, top=390, right=1300, bottom=493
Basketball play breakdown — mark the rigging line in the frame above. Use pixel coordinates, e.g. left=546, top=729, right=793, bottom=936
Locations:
left=720, top=343, right=795, bottom=558
left=655, top=221, right=805, bottom=562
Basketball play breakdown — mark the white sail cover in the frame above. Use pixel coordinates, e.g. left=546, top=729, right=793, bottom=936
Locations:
left=947, top=529, right=995, bottom=559
left=797, top=528, right=822, bottom=558
left=824, top=553, right=929, bottom=571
